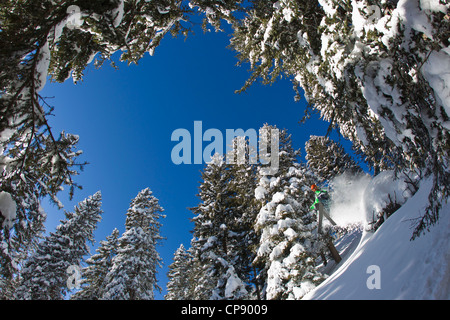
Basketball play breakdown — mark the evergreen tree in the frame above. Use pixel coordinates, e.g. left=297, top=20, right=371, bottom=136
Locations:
left=0, top=129, right=84, bottom=293
left=15, top=191, right=103, bottom=300
left=165, top=244, right=194, bottom=300
left=305, top=135, right=362, bottom=182
left=0, top=0, right=189, bottom=286
left=253, top=124, right=296, bottom=297
left=229, top=1, right=450, bottom=237
left=253, top=125, right=326, bottom=299
left=102, top=188, right=164, bottom=300
left=256, top=165, right=326, bottom=300
left=227, top=137, right=261, bottom=299
left=71, top=228, right=120, bottom=300
left=188, top=0, right=245, bottom=31
left=190, top=153, right=251, bottom=300
left=182, top=244, right=202, bottom=299
left=229, top=0, right=392, bottom=172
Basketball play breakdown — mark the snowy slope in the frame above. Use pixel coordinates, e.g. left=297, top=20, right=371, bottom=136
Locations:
left=304, top=178, right=449, bottom=300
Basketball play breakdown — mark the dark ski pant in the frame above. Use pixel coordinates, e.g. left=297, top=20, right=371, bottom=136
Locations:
left=317, top=202, right=342, bottom=264
left=317, top=202, right=337, bottom=234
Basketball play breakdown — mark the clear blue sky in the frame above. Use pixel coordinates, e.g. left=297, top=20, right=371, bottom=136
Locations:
left=40, top=23, right=349, bottom=299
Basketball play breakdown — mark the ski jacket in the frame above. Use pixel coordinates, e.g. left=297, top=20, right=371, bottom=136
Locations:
left=310, top=189, right=330, bottom=211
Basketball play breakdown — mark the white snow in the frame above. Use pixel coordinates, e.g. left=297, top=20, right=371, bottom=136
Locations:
left=255, top=186, right=267, bottom=200
left=293, top=280, right=315, bottom=300
left=328, top=170, right=415, bottom=229
left=361, top=170, right=412, bottom=223
left=0, top=191, right=17, bottom=229
left=224, top=265, right=248, bottom=299
left=318, top=0, right=337, bottom=16
left=35, top=41, right=51, bottom=92
left=272, top=192, right=285, bottom=203
left=396, top=0, right=436, bottom=40
left=275, top=204, right=293, bottom=218
left=422, top=49, right=450, bottom=118
left=304, top=177, right=450, bottom=299
left=207, top=153, right=225, bottom=166
left=420, top=0, right=448, bottom=12
left=157, top=5, right=171, bottom=15
left=283, top=227, right=297, bottom=240
left=111, top=0, right=125, bottom=28
left=328, top=172, right=372, bottom=227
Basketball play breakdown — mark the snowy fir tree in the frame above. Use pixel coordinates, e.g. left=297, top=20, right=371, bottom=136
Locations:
left=227, top=137, right=262, bottom=298
left=1, top=1, right=86, bottom=289
left=14, top=191, right=103, bottom=300
left=228, top=0, right=450, bottom=238
left=253, top=126, right=326, bottom=299
left=0, top=130, right=83, bottom=294
left=305, top=135, right=362, bottom=182
left=165, top=244, right=194, bottom=300
left=71, top=228, right=120, bottom=300
left=189, top=153, right=253, bottom=300
left=0, top=0, right=188, bottom=289
left=102, top=188, right=165, bottom=300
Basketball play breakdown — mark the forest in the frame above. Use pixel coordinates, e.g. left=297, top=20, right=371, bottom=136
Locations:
left=0, top=0, right=448, bottom=300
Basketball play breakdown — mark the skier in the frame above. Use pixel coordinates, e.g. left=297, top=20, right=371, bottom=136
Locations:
left=310, top=184, right=337, bottom=230
left=310, top=184, right=341, bottom=264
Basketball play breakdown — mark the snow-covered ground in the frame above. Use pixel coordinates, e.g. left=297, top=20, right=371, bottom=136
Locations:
left=305, top=177, right=449, bottom=300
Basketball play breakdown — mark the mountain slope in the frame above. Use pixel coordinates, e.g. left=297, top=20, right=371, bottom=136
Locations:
left=305, top=178, right=449, bottom=300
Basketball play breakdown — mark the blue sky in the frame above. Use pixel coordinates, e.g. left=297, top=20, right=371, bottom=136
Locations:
left=40, top=23, right=349, bottom=299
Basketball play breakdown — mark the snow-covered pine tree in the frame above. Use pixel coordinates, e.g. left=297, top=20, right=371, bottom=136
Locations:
left=102, top=188, right=164, bottom=300
left=260, top=165, right=327, bottom=300
left=71, top=228, right=120, bottom=300
left=305, top=135, right=362, bottom=182
left=253, top=124, right=300, bottom=212
left=229, top=0, right=450, bottom=238
left=14, top=191, right=103, bottom=300
left=0, top=130, right=84, bottom=295
left=253, top=125, right=326, bottom=299
left=165, top=244, right=194, bottom=300
left=186, top=238, right=210, bottom=300
left=230, top=0, right=392, bottom=174
left=190, top=153, right=251, bottom=300
left=0, top=0, right=189, bottom=288
left=253, top=124, right=295, bottom=297
left=188, top=0, right=245, bottom=31
left=227, top=136, right=262, bottom=298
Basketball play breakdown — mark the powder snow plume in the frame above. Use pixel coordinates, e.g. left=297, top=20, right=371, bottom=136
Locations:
left=327, top=170, right=414, bottom=229
left=327, top=172, right=372, bottom=227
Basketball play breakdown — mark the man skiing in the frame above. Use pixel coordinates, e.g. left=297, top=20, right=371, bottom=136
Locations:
left=310, top=184, right=336, bottom=228
left=310, top=184, right=341, bottom=264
